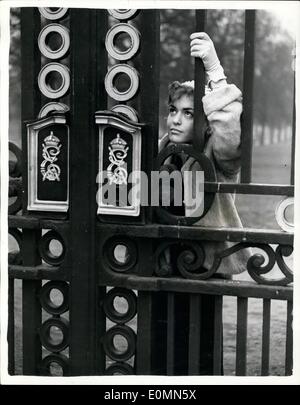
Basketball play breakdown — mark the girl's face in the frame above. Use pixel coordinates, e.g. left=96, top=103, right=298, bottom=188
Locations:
left=167, top=95, right=194, bottom=144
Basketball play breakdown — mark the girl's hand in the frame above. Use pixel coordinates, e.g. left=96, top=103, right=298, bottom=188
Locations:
left=190, top=32, right=220, bottom=71
left=190, top=32, right=226, bottom=84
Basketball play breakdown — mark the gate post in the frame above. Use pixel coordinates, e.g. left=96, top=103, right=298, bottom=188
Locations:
left=68, top=9, right=107, bottom=375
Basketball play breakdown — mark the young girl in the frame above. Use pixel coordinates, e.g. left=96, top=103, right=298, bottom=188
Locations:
left=157, top=32, right=252, bottom=375
left=159, top=32, right=250, bottom=278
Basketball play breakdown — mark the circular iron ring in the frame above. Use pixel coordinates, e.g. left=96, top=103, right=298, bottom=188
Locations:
left=38, top=101, right=69, bottom=118
left=105, top=23, right=140, bottom=61
left=39, top=8, right=69, bottom=21
left=38, top=63, right=70, bottom=99
left=103, top=287, right=137, bottom=323
left=38, top=230, right=66, bottom=266
left=104, top=64, right=139, bottom=101
left=38, top=24, right=70, bottom=60
left=102, top=325, right=136, bottom=362
left=108, top=9, right=139, bottom=20
left=39, top=280, right=69, bottom=315
left=39, top=317, right=69, bottom=353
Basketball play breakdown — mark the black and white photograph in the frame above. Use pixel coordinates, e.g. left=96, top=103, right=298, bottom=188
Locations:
left=0, top=0, right=299, bottom=386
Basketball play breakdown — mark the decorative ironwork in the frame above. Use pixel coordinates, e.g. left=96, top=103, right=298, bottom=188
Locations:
left=39, top=317, right=69, bottom=353
left=107, top=134, right=129, bottom=185
left=105, top=362, right=134, bottom=375
left=39, top=8, right=69, bottom=21
left=8, top=179, right=23, bottom=215
left=155, top=144, right=217, bottom=225
left=10, top=8, right=294, bottom=378
left=40, top=353, right=69, bottom=376
left=38, top=230, right=66, bottom=266
left=27, top=112, right=69, bottom=212
left=40, top=131, right=62, bottom=182
left=103, top=287, right=137, bottom=323
left=9, top=142, right=23, bottom=215
left=38, top=102, right=69, bottom=119
left=103, top=237, right=138, bottom=273
left=38, top=63, right=70, bottom=99
left=8, top=228, right=23, bottom=265
left=39, top=281, right=69, bottom=315
left=9, top=142, right=22, bottom=178
left=104, top=64, right=139, bottom=101
left=102, top=324, right=136, bottom=362
left=38, top=24, right=70, bottom=60
left=111, top=105, right=139, bottom=122
left=275, top=245, right=293, bottom=280
left=275, top=197, right=294, bottom=232
left=105, top=23, right=140, bottom=61
left=108, top=9, right=140, bottom=20
left=154, top=240, right=293, bottom=286
left=95, top=111, right=142, bottom=216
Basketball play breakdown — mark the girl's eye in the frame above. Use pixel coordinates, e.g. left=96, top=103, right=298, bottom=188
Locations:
left=169, top=107, right=176, bottom=115
left=185, top=111, right=193, bottom=118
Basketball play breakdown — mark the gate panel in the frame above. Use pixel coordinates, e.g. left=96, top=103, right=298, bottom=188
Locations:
left=7, top=7, right=295, bottom=377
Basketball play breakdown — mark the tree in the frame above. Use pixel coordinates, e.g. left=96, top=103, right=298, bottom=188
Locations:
left=159, top=9, right=295, bottom=136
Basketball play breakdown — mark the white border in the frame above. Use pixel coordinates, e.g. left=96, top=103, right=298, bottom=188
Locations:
left=1, top=0, right=300, bottom=386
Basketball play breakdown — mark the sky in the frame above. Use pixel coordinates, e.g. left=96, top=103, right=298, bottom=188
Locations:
left=271, top=8, right=299, bottom=38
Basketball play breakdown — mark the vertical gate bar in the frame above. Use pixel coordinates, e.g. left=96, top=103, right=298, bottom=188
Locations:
left=173, top=293, right=190, bottom=375
left=290, top=76, right=295, bottom=185
left=261, top=298, right=271, bottom=376
left=20, top=9, right=42, bottom=375
left=240, top=10, right=256, bottom=183
left=213, top=295, right=223, bottom=375
left=94, top=10, right=108, bottom=376
left=69, top=9, right=106, bottom=375
left=8, top=278, right=15, bottom=375
left=193, top=10, right=207, bottom=152
left=285, top=300, right=293, bottom=375
left=138, top=10, right=160, bottom=223
left=166, top=292, right=175, bottom=375
left=136, top=291, right=154, bottom=374
left=21, top=229, right=42, bottom=375
left=20, top=8, right=41, bottom=214
left=235, top=297, right=248, bottom=376
left=137, top=291, right=168, bottom=375
left=188, top=294, right=201, bottom=375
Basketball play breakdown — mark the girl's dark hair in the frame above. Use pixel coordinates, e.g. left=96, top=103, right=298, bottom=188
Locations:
left=168, top=81, right=194, bottom=105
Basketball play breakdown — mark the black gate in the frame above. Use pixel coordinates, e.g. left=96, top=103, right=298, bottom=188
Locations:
left=8, top=7, right=294, bottom=376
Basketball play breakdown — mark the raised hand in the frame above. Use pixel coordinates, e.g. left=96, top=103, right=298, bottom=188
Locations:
left=190, top=32, right=226, bottom=84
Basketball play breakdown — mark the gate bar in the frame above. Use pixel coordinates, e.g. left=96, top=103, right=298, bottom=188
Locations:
left=188, top=294, right=202, bottom=375
left=236, top=297, right=248, bottom=375
left=193, top=10, right=207, bottom=152
left=21, top=229, right=42, bottom=375
left=241, top=10, right=256, bottom=183
left=261, top=298, right=271, bottom=376
left=136, top=292, right=154, bottom=374
left=139, top=10, right=160, bottom=223
left=290, top=76, right=296, bottom=185
left=213, top=295, right=223, bottom=375
left=166, top=292, right=175, bottom=375
left=69, top=9, right=107, bottom=375
left=285, top=300, right=293, bottom=375
left=8, top=279, right=15, bottom=375
left=20, top=8, right=41, bottom=214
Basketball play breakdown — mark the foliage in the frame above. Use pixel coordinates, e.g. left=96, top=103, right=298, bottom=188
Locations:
left=9, top=8, right=21, bottom=114
left=160, top=9, right=295, bottom=130
left=9, top=8, right=295, bottom=130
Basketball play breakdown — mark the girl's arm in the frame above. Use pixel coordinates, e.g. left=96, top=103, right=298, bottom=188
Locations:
left=190, top=32, right=242, bottom=175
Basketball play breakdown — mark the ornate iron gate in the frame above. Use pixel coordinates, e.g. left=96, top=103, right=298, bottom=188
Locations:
left=8, top=8, right=294, bottom=376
